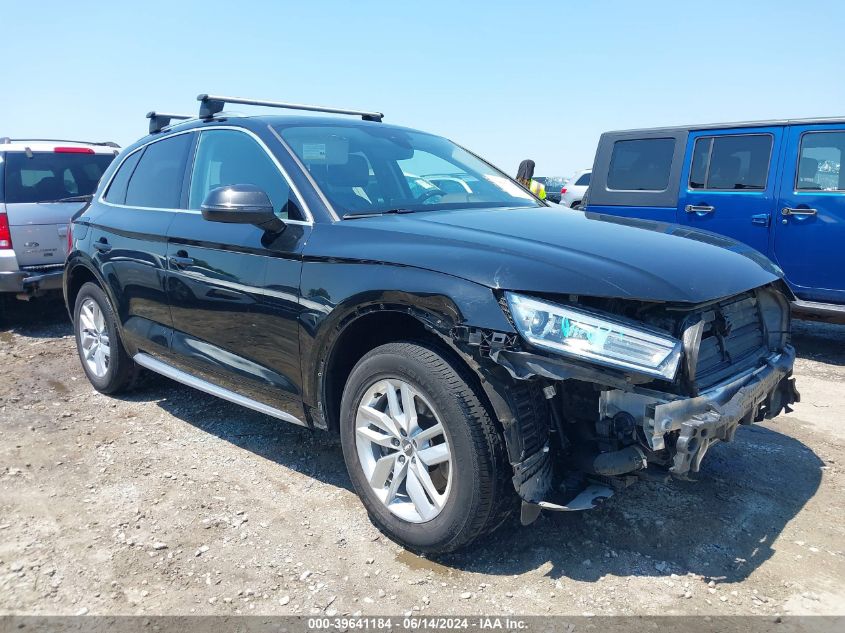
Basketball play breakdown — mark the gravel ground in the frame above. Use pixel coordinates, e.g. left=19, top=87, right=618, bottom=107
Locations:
left=0, top=297, right=843, bottom=617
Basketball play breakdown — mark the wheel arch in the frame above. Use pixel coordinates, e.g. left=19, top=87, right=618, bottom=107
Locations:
left=314, top=303, right=508, bottom=439
left=64, top=258, right=120, bottom=326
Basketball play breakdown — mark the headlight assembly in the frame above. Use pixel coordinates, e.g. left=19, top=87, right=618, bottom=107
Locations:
left=504, top=292, right=682, bottom=380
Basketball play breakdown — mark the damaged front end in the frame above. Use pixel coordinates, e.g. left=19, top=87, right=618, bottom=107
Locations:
left=454, top=284, right=800, bottom=524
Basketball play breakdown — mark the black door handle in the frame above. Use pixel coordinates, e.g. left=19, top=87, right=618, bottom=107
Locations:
left=169, top=252, right=195, bottom=268
left=93, top=239, right=111, bottom=253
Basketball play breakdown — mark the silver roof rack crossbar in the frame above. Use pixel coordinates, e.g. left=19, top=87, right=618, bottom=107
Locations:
left=197, top=94, right=384, bottom=122
left=146, top=111, right=193, bottom=134
left=0, top=137, right=120, bottom=148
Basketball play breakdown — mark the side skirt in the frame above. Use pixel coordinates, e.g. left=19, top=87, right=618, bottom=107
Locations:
left=133, top=352, right=308, bottom=427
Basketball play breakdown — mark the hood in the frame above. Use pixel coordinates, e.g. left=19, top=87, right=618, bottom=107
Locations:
left=318, top=206, right=782, bottom=304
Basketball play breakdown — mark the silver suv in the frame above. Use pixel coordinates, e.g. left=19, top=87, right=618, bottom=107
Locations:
left=0, top=138, right=117, bottom=300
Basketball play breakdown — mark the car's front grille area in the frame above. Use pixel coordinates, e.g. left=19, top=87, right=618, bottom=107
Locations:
left=694, top=294, right=768, bottom=390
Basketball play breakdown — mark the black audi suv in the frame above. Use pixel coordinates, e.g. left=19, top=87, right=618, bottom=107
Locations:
left=64, top=95, right=799, bottom=553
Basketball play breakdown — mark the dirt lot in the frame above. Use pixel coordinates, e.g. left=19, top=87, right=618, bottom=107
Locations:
left=1, top=297, right=843, bottom=617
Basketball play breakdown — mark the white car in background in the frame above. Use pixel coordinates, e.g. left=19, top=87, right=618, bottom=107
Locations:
left=560, top=168, right=591, bottom=208
left=0, top=138, right=118, bottom=302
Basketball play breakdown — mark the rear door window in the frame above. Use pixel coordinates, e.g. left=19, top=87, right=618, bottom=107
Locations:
left=124, top=133, right=192, bottom=209
left=795, top=131, right=845, bottom=191
left=689, top=134, right=773, bottom=190
left=3, top=151, right=115, bottom=203
left=607, top=138, right=675, bottom=191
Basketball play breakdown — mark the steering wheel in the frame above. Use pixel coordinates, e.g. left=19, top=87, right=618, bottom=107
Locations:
left=417, top=189, right=444, bottom=204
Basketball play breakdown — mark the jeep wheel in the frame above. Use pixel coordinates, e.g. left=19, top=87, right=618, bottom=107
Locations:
left=73, top=282, right=137, bottom=394
left=339, top=341, right=515, bottom=554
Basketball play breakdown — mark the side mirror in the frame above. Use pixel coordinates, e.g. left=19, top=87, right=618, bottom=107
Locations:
left=200, top=184, right=285, bottom=232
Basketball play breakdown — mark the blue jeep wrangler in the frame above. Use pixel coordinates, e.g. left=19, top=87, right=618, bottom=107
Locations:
left=585, top=118, right=845, bottom=322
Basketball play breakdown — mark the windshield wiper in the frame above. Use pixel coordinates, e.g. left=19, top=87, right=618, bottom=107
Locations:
left=342, top=208, right=417, bottom=219
left=36, top=194, right=93, bottom=204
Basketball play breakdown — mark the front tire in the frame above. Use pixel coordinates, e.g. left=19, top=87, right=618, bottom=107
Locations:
left=339, top=341, right=515, bottom=554
left=73, top=282, right=137, bottom=394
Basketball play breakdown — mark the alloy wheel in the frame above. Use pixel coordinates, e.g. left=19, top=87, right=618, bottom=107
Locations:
left=78, top=297, right=111, bottom=378
left=354, top=378, right=452, bottom=523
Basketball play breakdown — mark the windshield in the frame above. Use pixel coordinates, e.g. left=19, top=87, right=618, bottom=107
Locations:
left=276, top=123, right=541, bottom=216
left=3, top=151, right=115, bottom=203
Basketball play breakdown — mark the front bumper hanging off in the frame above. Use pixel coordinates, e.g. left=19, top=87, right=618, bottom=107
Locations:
left=654, top=346, right=798, bottom=475
left=509, top=346, right=799, bottom=523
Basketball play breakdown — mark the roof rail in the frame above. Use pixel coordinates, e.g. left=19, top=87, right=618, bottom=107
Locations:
left=197, top=94, right=384, bottom=122
left=146, top=111, right=193, bottom=134
left=0, top=138, right=119, bottom=148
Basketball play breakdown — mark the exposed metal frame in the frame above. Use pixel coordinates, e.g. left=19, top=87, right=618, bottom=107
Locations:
left=197, top=93, right=384, bottom=122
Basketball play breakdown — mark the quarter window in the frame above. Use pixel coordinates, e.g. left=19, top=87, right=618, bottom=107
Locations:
left=104, top=149, right=144, bottom=204
left=689, top=134, right=772, bottom=190
left=607, top=138, right=675, bottom=191
left=189, top=130, right=303, bottom=220
left=574, top=172, right=591, bottom=186
left=125, top=134, right=192, bottom=208
left=796, top=131, right=845, bottom=191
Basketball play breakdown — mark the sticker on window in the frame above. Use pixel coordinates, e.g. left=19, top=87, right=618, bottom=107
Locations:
left=302, top=143, right=327, bottom=162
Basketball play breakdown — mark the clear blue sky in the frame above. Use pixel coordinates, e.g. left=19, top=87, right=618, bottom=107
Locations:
left=3, top=1, right=844, bottom=178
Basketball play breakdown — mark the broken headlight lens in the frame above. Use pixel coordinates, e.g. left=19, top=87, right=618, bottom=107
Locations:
left=505, top=292, right=682, bottom=380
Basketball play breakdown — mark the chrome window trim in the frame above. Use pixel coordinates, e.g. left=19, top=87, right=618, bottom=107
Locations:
left=793, top=129, right=845, bottom=194
left=98, top=126, right=314, bottom=225
left=267, top=124, right=340, bottom=222
left=686, top=133, right=774, bottom=192
left=98, top=128, right=195, bottom=209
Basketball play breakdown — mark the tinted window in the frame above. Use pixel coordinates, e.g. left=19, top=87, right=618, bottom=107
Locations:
left=575, top=172, right=591, bottom=186
left=796, top=131, right=845, bottom=191
left=607, top=139, right=675, bottom=191
left=277, top=123, right=537, bottom=216
left=4, top=151, right=115, bottom=203
left=688, top=138, right=710, bottom=189
left=189, top=130, right=303, bottom=220
left=125, top=134, right=191, bottom=208
left=689, top=135, right=772, bottom=190
left=104, top=149, right=144, bottom=204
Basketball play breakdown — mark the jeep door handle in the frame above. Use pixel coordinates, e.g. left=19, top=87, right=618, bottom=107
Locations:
left=751, top=213, right=770, bottom=226
left=781, top=207, right=817, bottom=217
left=685, top=204, right=715, bottom=214
left=93, top=239, right=111, bottom=253
left=168, top=254, right=195, bottom=268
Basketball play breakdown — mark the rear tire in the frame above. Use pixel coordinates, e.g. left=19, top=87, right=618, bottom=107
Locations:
left=339, top=341, right=515, bottom=554
left=73, top=282, right=137, bottom=394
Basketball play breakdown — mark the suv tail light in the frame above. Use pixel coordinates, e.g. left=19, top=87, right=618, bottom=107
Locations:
left=561, top=187, right=567, bottom=194
left=0, top=213, right=12, bottom=249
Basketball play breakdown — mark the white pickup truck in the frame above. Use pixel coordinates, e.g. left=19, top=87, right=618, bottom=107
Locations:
left=0, top=138, right=117, bottom=300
